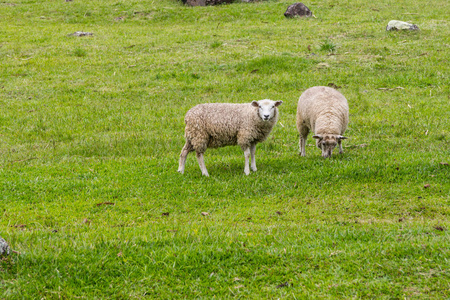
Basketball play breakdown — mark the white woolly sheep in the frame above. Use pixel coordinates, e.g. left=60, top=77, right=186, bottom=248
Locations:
left=296, top=86, right=349, bottom=158
left=178, top=99, right=283, bottom=176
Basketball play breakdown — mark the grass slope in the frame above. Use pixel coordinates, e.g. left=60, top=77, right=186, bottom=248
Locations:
left=1, top=0, right=449, bottom=298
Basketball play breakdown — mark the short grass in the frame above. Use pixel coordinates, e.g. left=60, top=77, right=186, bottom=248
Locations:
left=1, top=0, right=449, bottom=298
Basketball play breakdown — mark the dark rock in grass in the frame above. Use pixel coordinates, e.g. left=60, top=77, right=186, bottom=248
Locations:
left=0, top=236, right=11, bottom=258
left=386, top=20, right=419, bottom=31
left=68, top=31, right=94, bottom=37
left=433, top=226, right=446, bottom=231
left=284, top=3, right=312, bottom=18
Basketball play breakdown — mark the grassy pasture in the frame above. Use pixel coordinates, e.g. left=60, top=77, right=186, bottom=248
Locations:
left=1, top=0, right=449, bottom=298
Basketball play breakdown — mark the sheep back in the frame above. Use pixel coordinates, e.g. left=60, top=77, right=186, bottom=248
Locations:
left=296, top=86, right=349, bottom=135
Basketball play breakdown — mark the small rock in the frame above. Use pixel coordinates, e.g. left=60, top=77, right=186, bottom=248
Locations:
left=68, top=31, right=94, bottom=37
left=284, top=3, right=312, bottom=18
left=276, top=282, right=290, bottom=288
left=0, top=236, right=11, bottom=258
left=328, top=83, right=341, bottom=89
left=433, top=226, right=446, bottom=232
left=386, top=20, right=419, bottom=31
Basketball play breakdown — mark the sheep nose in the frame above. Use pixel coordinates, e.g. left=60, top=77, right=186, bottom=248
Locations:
left=322, top=151, right=331, bottom=158
left=264, top=115, right=269, bottom=119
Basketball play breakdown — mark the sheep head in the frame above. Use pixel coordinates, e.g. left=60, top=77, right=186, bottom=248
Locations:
left=251, top=99, right=283, bottom=122
left=313, top=134, right=347, bottom=158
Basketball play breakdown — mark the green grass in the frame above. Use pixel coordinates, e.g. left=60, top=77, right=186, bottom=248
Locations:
left=319, top=39, right=337, bottom=53
left=1, top=0, right=449, bottom=298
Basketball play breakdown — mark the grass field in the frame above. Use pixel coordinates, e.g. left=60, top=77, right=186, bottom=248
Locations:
left=1, top=0, right=449, bottom=298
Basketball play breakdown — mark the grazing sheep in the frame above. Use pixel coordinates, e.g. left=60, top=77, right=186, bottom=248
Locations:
left=296, top=86, right=349, bottom=158
left=178, top=99, right=283, bottom=176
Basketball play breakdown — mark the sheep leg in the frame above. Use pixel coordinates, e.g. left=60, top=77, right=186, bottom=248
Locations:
left=299, top=127, right=309, bottom=156
left=250, top=144, right=257, bottom=172
left=195, top=152, right=209, bottom=177
left=338, top=139, right=344, bottom=154
left=178, top=141, right=193, bottom=174
left=243, top=147, right=251, bottom=175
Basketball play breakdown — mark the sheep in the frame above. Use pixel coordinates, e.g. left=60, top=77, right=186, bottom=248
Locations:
left=178, top=99, right=283, bottom=176
left=296, top=86, right=349, bottom=158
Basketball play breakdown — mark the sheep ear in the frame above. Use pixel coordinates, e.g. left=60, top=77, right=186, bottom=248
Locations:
left=337, top=135, right=348, bottom=140
left=313, top=135, right=322, bottom=140
left=274, top=100, right=283, bottom=107
left=251, top=101, right=259, bottom=107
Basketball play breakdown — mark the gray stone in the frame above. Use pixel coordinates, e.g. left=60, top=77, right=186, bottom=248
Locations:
left=284, top=2, right=312, bottom=18
left=68, top=31, right=94, bottom=37
left=0, top=236, right=10, bottom=258
left=386, top=20, right=419, bottom=31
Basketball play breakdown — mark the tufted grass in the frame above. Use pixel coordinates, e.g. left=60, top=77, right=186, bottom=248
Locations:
left=1, top=0, right=449, bottom=298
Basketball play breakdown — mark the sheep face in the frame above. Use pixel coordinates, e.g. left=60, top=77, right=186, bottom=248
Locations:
left=251, top=100, right=283, bottom=121
left=313, top=134, right=347, bottom=158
